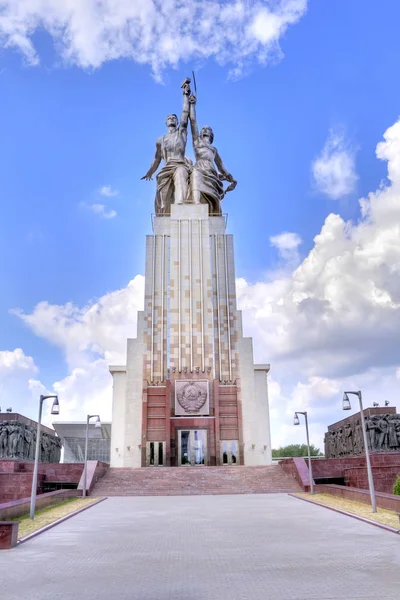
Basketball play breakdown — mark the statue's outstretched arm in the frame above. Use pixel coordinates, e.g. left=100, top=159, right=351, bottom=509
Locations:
left=215, top=149, right=233, bottom=181
left=180, top=88, right=190, bottom=131
left=141, top=138, right=162, bottom=180
left=189, top=96, right=199, bottom=141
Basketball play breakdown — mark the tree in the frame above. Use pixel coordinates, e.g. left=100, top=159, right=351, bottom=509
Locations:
left=393, top=476, right=400, bottom=496
left=272, top=444, right=323, bottom=458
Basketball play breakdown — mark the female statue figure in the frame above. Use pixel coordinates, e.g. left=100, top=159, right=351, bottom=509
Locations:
left=141, top=78, right=192, bottom=215
left=188, top=95, right=236, bottom=215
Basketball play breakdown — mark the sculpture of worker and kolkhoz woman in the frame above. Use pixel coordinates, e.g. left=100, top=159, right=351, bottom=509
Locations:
left=0, top=420, right=62, bottom=462
left=324, top=413, right=400, bottom=459
left=141, top=76, right=237, bottom=216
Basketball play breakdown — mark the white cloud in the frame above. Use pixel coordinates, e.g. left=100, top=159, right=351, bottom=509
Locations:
left=270, top=232, right=302, bottom=263
left=10, top=118, right=400, bottom=450
left=236, top=118, right=400, bottom=446
left=0, top=0, right=308, bottom=78
left=12, top=276, right=145, bottom=423
left=0, top=349, right=38, bottom=415
left=0, top=348, right=37, bottom=373
left=81, top=202, right=117, bottom=219
left=99, top=185, right=119, bottom=198
left=14, top=276, right=144, bottom=368
left=312, top=129, right=358, bottom=199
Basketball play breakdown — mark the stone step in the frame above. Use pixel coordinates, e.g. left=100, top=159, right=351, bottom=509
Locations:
left=92, top=465, right=301, bottom=496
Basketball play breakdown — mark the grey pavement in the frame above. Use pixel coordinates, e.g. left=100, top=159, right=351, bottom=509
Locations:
left=1, top=494, right=400, bottom=600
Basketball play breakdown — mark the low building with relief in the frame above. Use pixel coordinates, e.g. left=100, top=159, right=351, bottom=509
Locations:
left=109, top=77, right=272, bottom=469
left=324, top=406, right=400, bottom=458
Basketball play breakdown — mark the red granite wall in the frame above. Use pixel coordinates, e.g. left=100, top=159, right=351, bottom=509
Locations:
left=0, top=489, right=80, bottom=520
left=0, top=460, right=90, bottom=502
left=289, top=453, right=400, bottom=494
left=344, top=466, right=400, bottom=494
left=0, top=473, right=46, bottom=501
left=280, top=457, right=313, bottom=492
left=316, top=483, right=400, bottom=512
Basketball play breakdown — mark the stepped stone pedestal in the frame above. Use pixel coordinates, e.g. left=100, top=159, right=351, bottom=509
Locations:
left=110, top=204, right=272, bottom=470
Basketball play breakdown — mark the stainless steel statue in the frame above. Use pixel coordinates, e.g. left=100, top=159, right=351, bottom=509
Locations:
left=188, top=94, right=236, bottom=215
left=141, top=78, right=192, bottom=215
left=141, top=76, right=237, bottom=215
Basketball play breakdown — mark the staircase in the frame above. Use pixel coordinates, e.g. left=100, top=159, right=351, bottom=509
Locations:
left=92, top=465, right=301, bottom=496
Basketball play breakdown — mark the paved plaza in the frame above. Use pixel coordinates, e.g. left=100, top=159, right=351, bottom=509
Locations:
left=1, top=494, right=399, bottom=600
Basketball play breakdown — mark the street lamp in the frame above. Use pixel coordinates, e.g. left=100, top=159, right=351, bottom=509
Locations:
left=82, top=415, right=101, bottom=498
left=30, top=395, right=60, bottom=520
left=343, top=391, right=377, bottom=513
left=293, top=411, right=314, bottom=495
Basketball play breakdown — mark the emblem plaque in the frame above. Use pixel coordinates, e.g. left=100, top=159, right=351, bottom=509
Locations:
left=175, top=380, right=209, bottom=416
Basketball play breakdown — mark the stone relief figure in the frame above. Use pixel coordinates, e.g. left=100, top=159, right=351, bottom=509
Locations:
left=344, top=424, right=353, bottom=454
left=24, top=426, right=34, bottom=460
left=8, top=421, right=22, bottom=458
left=387, top=416, right=398, bottom=450
left=366, top=416, right=378, bottom=451
left=354, top=419, right=363, bottom=454
left=0, top=421, right=9, bottom=458
left=188, top=94, right=236, bottom=215
left=141, top=78, right=192, bottom=215
left=376, top=415, right=389, bottom=451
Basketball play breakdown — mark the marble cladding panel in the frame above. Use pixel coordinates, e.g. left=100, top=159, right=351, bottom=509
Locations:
left=143, top=210, right=241, bottom=384
left=210, top=234, right=240, bottom=382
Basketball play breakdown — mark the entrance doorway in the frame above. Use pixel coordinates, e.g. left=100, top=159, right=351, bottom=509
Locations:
left=178, top=430, right=207, bottom=466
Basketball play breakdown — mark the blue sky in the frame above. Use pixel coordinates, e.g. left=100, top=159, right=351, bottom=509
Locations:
left=1, top=0, right=400, bottom=448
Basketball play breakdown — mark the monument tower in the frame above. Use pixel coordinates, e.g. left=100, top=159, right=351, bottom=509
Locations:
left=110, top=78, right=271, bottom=468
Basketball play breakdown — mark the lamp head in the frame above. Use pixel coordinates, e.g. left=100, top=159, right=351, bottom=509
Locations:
left=293, top=413, right=300, bottom=426
left=373, top=402, right=379, bottom=407
left=50, top=397, right=60, bottom=415
left=6, top=407, right=12, bottom=413
left=94, top=416, right=101, bottom=428
left=385, top=400, right=390, bottom=407
left=342, top=392, right=351, bottom=411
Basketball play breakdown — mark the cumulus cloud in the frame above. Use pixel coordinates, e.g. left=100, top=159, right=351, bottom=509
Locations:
left=270, top=231, right=302, bottom=264
left=81, top=202, right=117, bottom=219
left=312, top=129, right=358, bottom=199
left=14, top=276, right=144, bottom=367
left=99, top=185, right=119, bottom=198
left=0, top=348, right=37, bottom=373
left=0, top=0, right=308, bottom=78
left=0, top=349, right=39, bottom=415
left=236, top=118, right=400, bottom=445
left=12, top=276, right=145, bottom=422
left=10, top=118, right=400, bottom=449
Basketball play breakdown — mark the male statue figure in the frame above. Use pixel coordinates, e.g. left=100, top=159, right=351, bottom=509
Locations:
left=141, top=78, right=192, bottom=215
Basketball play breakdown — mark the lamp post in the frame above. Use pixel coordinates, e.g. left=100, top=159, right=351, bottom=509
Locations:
left=293, top=411, right=314, bottom=495
left=82, top=415, right=101, bottom=498
left=30, top=395, right=60, bottom=520
left=343, top=391, right=376, bottom=513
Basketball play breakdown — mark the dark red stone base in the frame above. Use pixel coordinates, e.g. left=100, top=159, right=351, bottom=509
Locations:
left=281, top=453, right=400, bottom=494
left=0, top=521, right=19, bottom=549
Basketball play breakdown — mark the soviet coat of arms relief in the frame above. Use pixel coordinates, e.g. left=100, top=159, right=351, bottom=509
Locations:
left=175, top=381, right=209, bottom=416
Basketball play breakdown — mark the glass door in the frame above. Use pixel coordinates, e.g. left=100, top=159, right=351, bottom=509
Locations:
left=178, top=430, right=207, bottom=466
